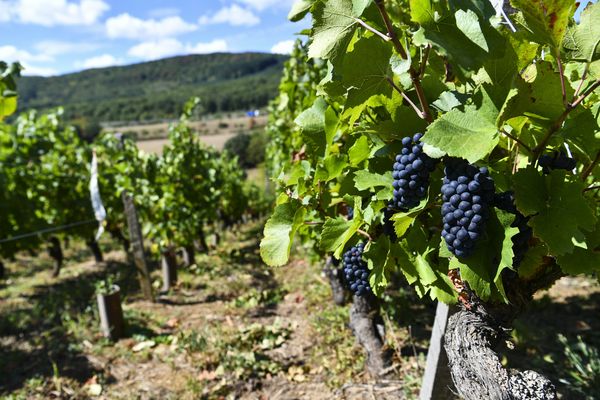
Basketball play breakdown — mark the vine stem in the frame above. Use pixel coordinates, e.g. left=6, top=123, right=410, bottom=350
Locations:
left=581, top=150, right=600, bottom=181
left=555, top=50, right=568, bottom=107
left=419, top=45, right=431, bottom=79
left=353, top=18, right=391, bottom=43
left=386, top=77, right=425, bottom=119
left=532, top=78, right=600, bottom=161
left=500, top=129, right=532, bottom=153
left=583, top=184, right=600, bottom=192
left=374, top=0, right=433, bottom=123
left=357, top=229, right=373, bottom=242
left=573, top=63, right=589, bottom=98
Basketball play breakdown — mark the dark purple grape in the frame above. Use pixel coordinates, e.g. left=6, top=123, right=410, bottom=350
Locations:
left=342, top=243, right=371, bottom=297
left=390, top=134, right=438, bottom=210
left=440, top=159, right=495, bottom=257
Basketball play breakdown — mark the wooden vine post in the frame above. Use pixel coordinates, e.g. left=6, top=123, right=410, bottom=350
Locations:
left=419, top=302, right=456, bottom=400
left=122, top=191, right=153, bottom=301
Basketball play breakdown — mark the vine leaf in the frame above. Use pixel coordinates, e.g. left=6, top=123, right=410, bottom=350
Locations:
left=341, top=34, right=393, bottom=123
left=514, top=167, right=596, bottom=256
left=557, top=248, right=600, bottom=275
left=572, top=1, right=600, bottom=62
left=354, top=170, right=392, bottom=191
left=289, top=0, right=315, bottom=22
left=308, top=0, right=371, bottom=61
left=364, top=235, right=393, bottom=296
left=455, top=9, right=489, bottom=52
left=511, top=0, right=575, bottom=49
left=295, top=97, right=328, bottom=157
left=494, top=210, right=520, bottom=302
left=260, top=201, right=306, bottom=267
left=409, top=0, right=503, bottom=76
left=319, top=216, right=363, bottom=258
left=422, top=105, right=499, bottom=163
left=348, top=135, right=371, bottom=166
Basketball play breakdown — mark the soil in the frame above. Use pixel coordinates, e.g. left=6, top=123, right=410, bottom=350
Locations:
left=0, top=222, right=598, bottom=399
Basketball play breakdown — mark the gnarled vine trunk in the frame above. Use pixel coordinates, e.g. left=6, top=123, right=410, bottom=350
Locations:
left=349, top=295, right=392, bottom=377
left=444, top=266, right=563, bottom=400
left=182, top=245, right=195, bottom=267
left=87, top=239, right=103, bottom=263
left=445, top=306, right=556, bottom=400
left=323, top=256, right=347, bottom=306
left=48, top=236, right=63, bottom=277
left=161, top=248, right=178, bottom=292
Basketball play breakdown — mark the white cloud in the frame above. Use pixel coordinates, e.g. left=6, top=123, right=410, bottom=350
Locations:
left=21, top=64, right=58, bottom=76
left=198, top=4, right=260, bottom=27
left=3, top=0, right=109, bottom=26
left=105, top=13, right=197, bottom=40
left=188, top=39, right=229, bottom=54
left=236, top=0, right=295, bottom=11
left=78, top=54, right=122, bottom=69
left=0, top=45, right=58, bottom=76
left=270, top=39, right=295, bottom=54
left=0, top=45, right=50, bottom=63
left=128, top=38, right=228, bottom=61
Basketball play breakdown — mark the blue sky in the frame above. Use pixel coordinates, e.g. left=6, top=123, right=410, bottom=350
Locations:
left=0, top=0, right=595, bottom=77
left=0, top=0, right=309, bottom=76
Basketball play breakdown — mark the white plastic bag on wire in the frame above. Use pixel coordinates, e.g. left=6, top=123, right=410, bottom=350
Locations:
left=90, top=150, right=107, bottom=240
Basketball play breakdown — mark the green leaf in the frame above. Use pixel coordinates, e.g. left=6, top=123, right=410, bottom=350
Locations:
left=348, top=135, right=371, bottom=166
left=391, top=197, right=429, bottom=238
left=364, top=235, right=393, bottom=296
left=494, top=210, right=520, bottom=302
left=308, top=0, right=371, bottom=60
left=354, top=170, right=392, bottom=191
left=319, top=216, right=362, bottom=258
left=260, top=201, right=306, bottom=267
left=557, top=247, right=600, bottom=275
left=390, top=53, right=411, bottom=76
left=295, top=97, right=328, bottom=157
left=409, top=0, right=435, bottom=24
left=0, top=96, right=17, bottom=120
left=455, top=9, right=489, bottom=52
left=511, top=0, right=575, bottom=49
left=341, top=34, right=393, bottom=121
left=573, top=2, right=600, bottom=62
left=410, top=0, right=504, bottom=76
left=514, top=167, right=596, bottom=256
left=431, top=91, right=467, bottom=112
left=289, top=0, right=315, bottom=22
left=527, top=62, right=574, bottom=122
left=422, top=105, right=499, bottom=163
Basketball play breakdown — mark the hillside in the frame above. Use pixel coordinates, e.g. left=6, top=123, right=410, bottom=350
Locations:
left=17, top=52, right=288, bottom=122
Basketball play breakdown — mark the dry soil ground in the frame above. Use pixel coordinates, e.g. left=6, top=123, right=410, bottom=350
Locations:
left=0, top=221, right=598, bottom=399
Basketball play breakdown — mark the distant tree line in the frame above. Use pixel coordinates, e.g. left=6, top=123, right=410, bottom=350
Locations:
left=17, top=52, right=287, bottom=123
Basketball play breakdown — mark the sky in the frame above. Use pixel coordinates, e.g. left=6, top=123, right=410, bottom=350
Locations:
left=0, top=0, right=595, bottom=77
left=0, top=0, right=310, bottom=76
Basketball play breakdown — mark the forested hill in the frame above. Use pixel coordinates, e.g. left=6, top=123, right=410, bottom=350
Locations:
left=17, top=52, right=288, bottom=123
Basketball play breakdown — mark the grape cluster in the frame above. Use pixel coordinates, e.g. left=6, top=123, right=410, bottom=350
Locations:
left=538, top=151, right=576, bottom=174
left=342, top=243, right=371, bottom=297
left=441, top=160, right=495, bottom=257
left=493, top=191, right=532, bottom=267
left=391, top=133, right=437, bottom=210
